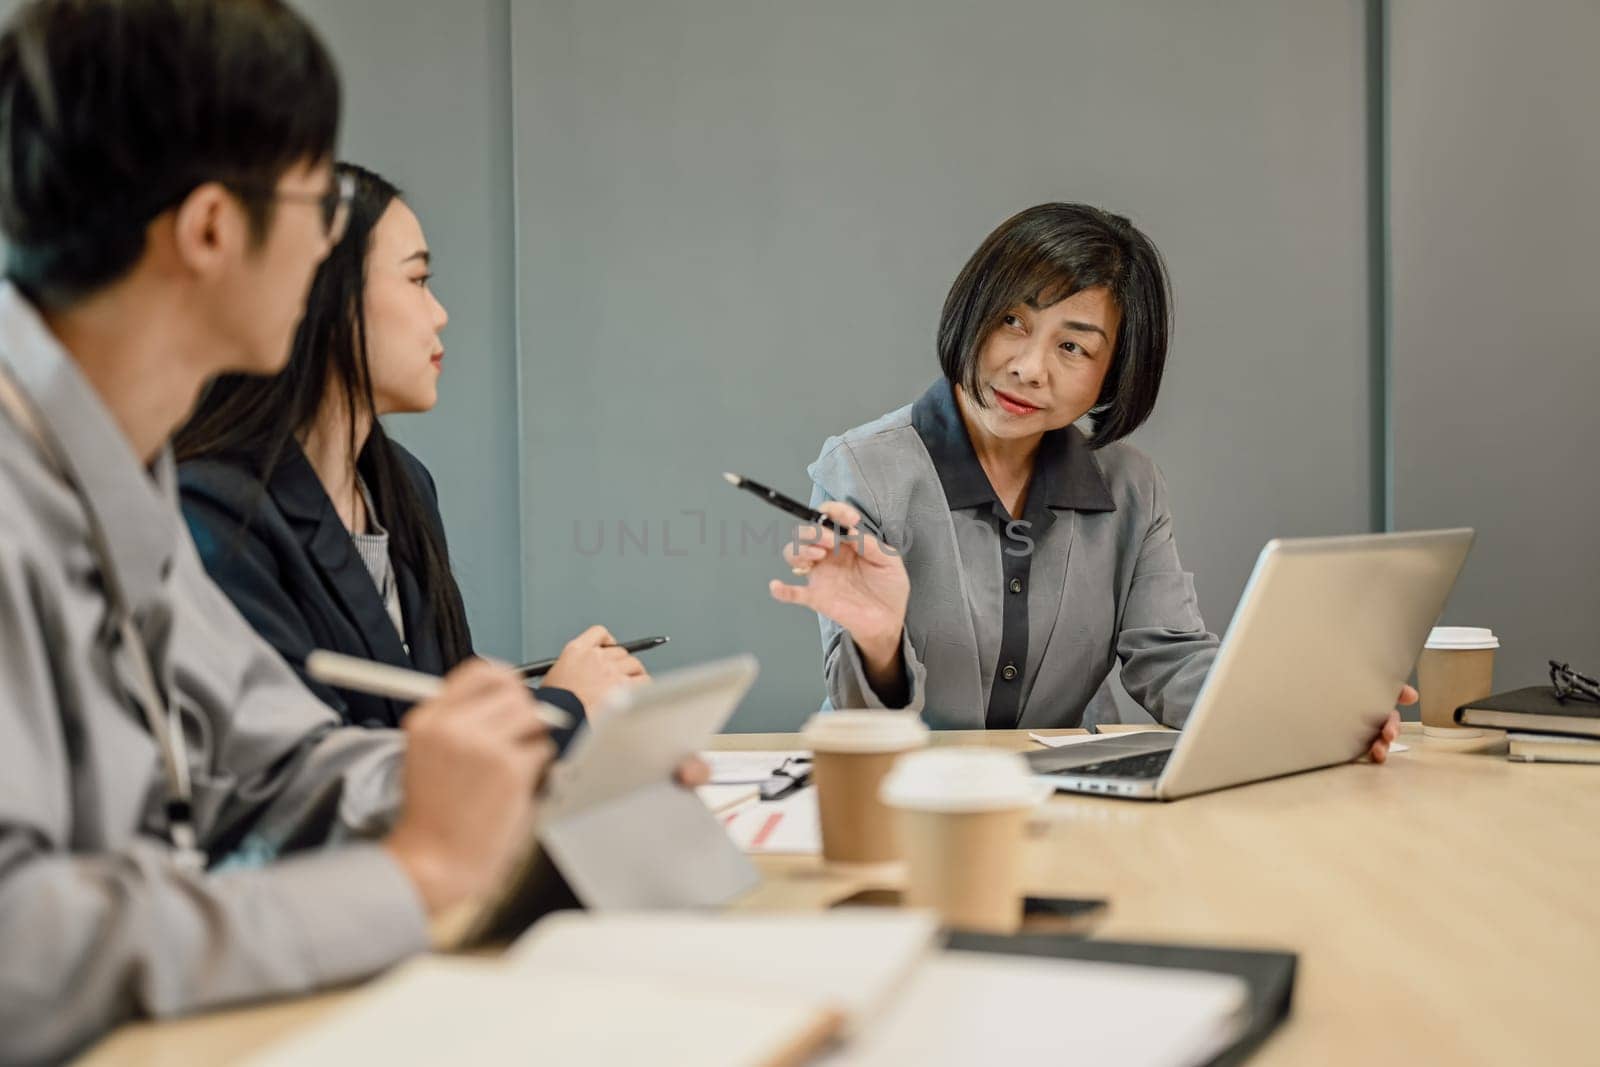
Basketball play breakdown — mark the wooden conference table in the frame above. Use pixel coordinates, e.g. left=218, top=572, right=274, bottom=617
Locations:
left=77, top=723, right=1598, bottom=1066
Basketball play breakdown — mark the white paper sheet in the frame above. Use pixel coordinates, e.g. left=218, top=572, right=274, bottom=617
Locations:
left=702, top=749, right=810, bottom=784
left=721, top=786, right=821, bottom=854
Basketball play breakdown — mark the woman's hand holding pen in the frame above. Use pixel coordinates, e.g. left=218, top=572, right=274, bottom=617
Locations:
left=543, top=625, right=649, bottom=719
left=769, top=500, right=911, bottom=693
left=530, top=631, right=705, bottom=786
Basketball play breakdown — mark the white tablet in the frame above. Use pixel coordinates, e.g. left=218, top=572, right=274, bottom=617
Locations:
left=456, top=655, right=762, bottom=945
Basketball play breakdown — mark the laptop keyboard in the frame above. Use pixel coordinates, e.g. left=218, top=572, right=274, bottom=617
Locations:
left=1071, top=749, right=1173, bottom=780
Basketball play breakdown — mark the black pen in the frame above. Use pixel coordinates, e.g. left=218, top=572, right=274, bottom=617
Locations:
left=516, top=635, right=670, bottom=679
left=723, top=472, right=858, bottom=534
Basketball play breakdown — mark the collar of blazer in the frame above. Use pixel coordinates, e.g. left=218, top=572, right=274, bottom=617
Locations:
left=267, top=443, right=414, bottom=671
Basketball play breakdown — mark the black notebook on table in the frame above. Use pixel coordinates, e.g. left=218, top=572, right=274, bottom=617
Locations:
left=1455, top=687, right=1600, bottom=738
left=946, top=932, right=1297, bottom=1067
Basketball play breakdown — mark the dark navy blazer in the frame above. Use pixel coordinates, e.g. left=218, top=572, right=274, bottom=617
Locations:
left=179, top=442, right=582, bottom=730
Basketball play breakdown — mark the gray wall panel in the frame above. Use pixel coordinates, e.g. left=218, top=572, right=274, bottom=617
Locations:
left=1389, top=0, right=1600, bottom=690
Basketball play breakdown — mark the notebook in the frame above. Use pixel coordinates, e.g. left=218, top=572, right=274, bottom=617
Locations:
left=242, top=957, right=839, bottom=1067
left=251, top=915, right=1269, bottom=1067
left=506, top=912, right=1257, bottom=1065
left=1455, top=687, right=1600, bottom=738
left=1508, top=732, right=1600, bottom=764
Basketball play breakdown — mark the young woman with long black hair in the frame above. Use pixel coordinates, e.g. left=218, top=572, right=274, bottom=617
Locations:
left=177, top=163, right=643, bottom=728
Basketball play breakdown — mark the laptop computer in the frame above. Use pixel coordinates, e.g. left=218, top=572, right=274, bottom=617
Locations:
left=1026, top=529, right=1474, bottom=801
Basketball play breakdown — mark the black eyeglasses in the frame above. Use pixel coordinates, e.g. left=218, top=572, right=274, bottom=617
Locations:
left=226, top=171, right=354, bottom=244
left=1549, top=660, right=1600, bottom=704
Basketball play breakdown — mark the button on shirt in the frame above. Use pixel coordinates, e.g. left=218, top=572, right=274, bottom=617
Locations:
left=0, top=283, right=426, bottom=1062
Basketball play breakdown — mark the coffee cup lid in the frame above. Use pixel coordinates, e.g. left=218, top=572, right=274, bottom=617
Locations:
left=1425, top=626, right=1499, bottom=651
left=880, top=748, right=1052, bottom=813
left=801, top=711, right=929, bottom=754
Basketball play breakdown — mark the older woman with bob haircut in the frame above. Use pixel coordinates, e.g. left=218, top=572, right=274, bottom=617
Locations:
left=771, top=202, right=1408, bottom=759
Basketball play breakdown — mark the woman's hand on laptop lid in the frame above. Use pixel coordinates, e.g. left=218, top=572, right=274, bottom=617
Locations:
left=1367, top=685, right=1418, bottom=764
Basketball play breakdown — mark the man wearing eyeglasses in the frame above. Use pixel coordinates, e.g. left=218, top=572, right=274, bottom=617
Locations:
left=0, top=2, right=619, bottom=1061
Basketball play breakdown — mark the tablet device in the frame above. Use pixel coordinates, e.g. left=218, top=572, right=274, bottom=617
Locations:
left=454, top=655, right=763, bottom=945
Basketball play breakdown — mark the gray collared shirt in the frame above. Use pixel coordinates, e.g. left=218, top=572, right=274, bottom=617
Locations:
left=0, top=283, right=427, bottom=1063
left=811, top=379, right=1218, bottom=731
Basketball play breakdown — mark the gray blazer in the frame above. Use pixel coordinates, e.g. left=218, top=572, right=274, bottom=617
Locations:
left=811, top=380, right=1218, bottom=731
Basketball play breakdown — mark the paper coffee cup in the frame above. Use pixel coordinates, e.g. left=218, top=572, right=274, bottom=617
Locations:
left=801, top=711, right=929, bottom=865
left=1418, top=626, right=1499, bottom=738
left=881, top=748, right=1051, bottom=934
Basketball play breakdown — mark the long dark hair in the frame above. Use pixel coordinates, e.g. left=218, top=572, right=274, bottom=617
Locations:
left=174, top=161, right=472, bottom=666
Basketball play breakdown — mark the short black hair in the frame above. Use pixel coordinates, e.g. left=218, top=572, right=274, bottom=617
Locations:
left=936, top=202, right=1172, bottom=448
left=0, top=0, right=341, bottom=308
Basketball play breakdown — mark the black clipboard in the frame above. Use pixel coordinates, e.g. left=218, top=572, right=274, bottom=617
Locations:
left=945, top=932, right=1297, bottom=1067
